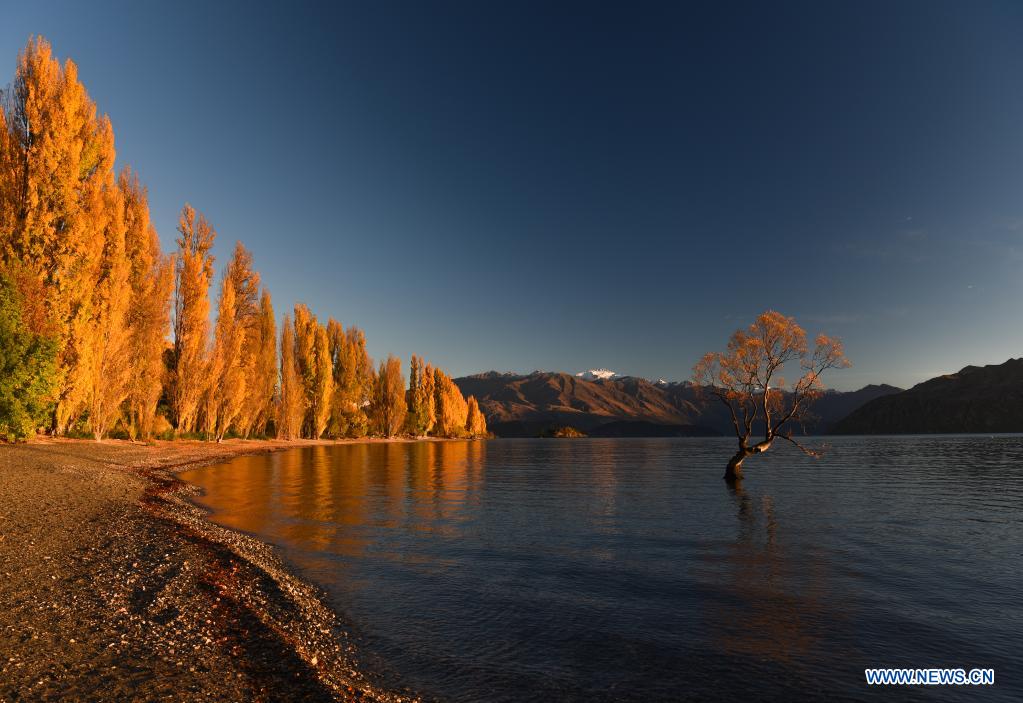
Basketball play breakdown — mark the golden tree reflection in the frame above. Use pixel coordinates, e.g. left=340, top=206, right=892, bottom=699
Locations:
left=712, top=481, right=846, bottom=666
left=184, top=441, right=487, bottom=566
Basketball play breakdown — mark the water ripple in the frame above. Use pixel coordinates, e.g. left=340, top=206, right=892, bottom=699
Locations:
left=181, top=436, right=1023, bottom=702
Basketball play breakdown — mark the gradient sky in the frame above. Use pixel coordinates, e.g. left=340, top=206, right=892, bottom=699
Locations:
left=3, top=1, right=1022, bottom=390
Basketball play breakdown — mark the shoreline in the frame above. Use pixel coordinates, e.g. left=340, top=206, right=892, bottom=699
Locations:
left=0, top=437, right=434, bottom=702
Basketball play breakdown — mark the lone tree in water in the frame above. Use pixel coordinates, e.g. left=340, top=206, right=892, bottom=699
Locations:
left=692, top=311, right=849, bottom=482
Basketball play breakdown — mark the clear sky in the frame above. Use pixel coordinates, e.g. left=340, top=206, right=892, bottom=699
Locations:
left=3, top=1, right=1022, bottom=390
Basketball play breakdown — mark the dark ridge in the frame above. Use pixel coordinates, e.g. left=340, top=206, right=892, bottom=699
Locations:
left=832, top=358, right=1023, bottom=434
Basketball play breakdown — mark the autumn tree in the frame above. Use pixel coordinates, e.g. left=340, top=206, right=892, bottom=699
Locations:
left=293, top=304, right=315, bottom=435
left=326, top=318, right=347, bottom=437
left=692, top=310, right=850, bottom=482
left=292, top=304, right=333, bottom=438
left=327, top=321, right=373, bottom=438
left=121, top=169, right=173, bottom=441
left=207, top=280, right=243, bottom=439
left=0, top=38, right=118, bottom=434
left=311, top=323, right=333, bottom=438
left=277, top=315, right=303, bottom=440
left=371, top=355, right=407, bottom=437
left=405, top=355, right=432, bottom=436
left=236, top=289, right=276, bottom=437
left=83, top=177, right=130, bottom=440
left=172, top=204, right=216, bottom=433
left=422, top=362, right=436, bottom=435
left=432, top=368, right=468, bottom=438
left=465, top=396, right=488, bottom=438
left=204, top=242, right=264, bottom=441
left=348, top=327, right=374, bottom=434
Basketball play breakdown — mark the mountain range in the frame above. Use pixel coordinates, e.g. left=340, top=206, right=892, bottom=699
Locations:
left=453, top=371, right=901, bottom=438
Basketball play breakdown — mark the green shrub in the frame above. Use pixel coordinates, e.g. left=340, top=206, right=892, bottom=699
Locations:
left=0, top=269, right=57, bottom=441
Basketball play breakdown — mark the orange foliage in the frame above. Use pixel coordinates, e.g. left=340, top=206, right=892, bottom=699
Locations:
left=433, top=367, right=468, bottom=438
left=277, top=315, right=303, bottom=440
left=121, top=169, right=173, bottom=441
left=0, top=38, right=121, bottom=433
left=371, top=355, right=407, bottom=438
left=172, top=204, right=216, bottom=433
left=465, top=395, right=488, bottom=438
left=326, top=320, right=373, bottom=438
left=693, top=311, right=849, bottom=477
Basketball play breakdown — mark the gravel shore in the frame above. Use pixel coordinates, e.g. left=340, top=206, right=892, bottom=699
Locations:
left=0, top=438, right=420, bottom=702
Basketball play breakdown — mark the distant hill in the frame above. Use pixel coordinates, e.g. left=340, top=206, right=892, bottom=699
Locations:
left=454, top=371, right=900, bottom=438
left=832, top=359, right=1023, bottom=434
left=453, top=371, right=708, bottom=438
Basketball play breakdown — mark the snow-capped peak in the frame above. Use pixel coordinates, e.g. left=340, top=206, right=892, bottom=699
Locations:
left=576, top=368, right=618, bottom=380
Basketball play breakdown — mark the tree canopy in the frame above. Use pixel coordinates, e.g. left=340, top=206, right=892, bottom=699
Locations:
left=692, top=310, right=849, bottom=481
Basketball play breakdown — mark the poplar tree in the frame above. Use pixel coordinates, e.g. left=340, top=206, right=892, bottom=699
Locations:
left=433, top=368, right=468, bottom=437
left=239, top=289, right=277, bottom=437
left=311, top=324, right=333, bottom=438
left=84, top=178, right=130, bottom=439
left=172, top=204, right=215, bottom=433
left=348, top=326, right=374, bottom=429
left=422, top=362, right=436, bottom=435
left=326, top=322, right=373, bottom=438
left=326, top=318, right=346, bottom=437
left=277, top=315, right=303, bottom=440
left=372, top=354, right=407, bottom=437
left=405, top=355, right=421, bottom=435
left=465, top=396, right=488, bottom=438
left=121, top=169, right=173, bottom=441
left=208, top=242, right=261, bottom=439
left=293, top=303, right=316, bottom=436
left=292, top=304, right=333, bottom=438
left=208, top=271, right=246, bottom=441
left=0, top=38, right=116, bottom=433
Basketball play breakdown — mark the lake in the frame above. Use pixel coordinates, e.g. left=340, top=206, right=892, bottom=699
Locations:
left=179, top=437, right=1021, bottom=702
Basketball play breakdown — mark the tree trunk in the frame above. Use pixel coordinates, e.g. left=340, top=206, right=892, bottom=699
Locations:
left=724, top=450, right=747, bottom=482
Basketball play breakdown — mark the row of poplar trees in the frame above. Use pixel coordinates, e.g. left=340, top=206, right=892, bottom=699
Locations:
left=0, top=37, right=487, bottom=442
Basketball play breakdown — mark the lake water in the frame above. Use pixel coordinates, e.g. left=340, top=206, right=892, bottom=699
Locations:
left=179, top=437, right=1021, bottom=702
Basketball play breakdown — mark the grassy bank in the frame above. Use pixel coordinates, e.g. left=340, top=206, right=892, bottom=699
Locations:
left=0, top=438, right=424, bottom=702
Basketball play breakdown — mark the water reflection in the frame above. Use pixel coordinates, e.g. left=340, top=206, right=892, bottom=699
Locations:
left=715, top=480, right=834, bottom=666
left=190, top=441, right=488, bottom=561
left=181, top=437, right=1023, bottom=703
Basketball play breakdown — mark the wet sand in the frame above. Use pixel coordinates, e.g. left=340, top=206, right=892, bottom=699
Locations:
left=0, top=438, right=423, bottom=702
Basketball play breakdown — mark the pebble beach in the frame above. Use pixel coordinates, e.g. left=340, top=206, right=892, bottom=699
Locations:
left=0, top=438, right=421, bottom=703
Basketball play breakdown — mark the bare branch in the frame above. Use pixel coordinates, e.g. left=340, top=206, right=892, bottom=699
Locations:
left=777, top=433, right=822, bottom=458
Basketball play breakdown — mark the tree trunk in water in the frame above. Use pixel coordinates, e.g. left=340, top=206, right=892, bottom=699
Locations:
left=724, top=451, right=746, bottom=482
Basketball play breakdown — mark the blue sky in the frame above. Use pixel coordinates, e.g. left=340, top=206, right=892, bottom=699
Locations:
left=3, top=1, right=1023, bottom=390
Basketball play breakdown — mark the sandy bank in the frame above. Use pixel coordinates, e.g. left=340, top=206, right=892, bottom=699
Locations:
left=0, top=437, right=424, bottom=702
